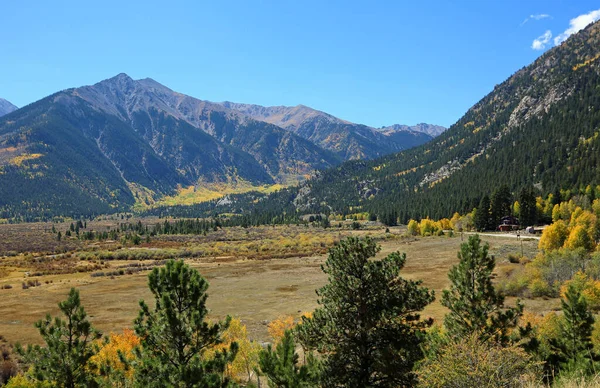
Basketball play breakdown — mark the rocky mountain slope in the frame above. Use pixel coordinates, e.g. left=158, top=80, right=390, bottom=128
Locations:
left=221, top=102, right=438, bottom=160
left=0, top=98, right=17, bottom=117
left=184, top=20, right=600, bottom=222
left=74, top=74, right=339, bottom=182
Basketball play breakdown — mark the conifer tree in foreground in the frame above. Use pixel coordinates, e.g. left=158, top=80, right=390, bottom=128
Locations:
left=259, top=330, right=320, bottom=387
left=549, top=284, right=598, bottom=379
left=297, top=237, right=434, bottom=387
left=441, top=235, right=523, bottom=344
left=17, top=288, right=101, bottom=388
left=133, top=260, right=237, bottom=387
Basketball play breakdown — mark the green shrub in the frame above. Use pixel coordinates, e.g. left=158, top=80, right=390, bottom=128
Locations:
left=418, top=334, right=540, bottom=387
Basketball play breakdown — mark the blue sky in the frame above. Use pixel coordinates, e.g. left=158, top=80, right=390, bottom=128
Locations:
left=1, top=0, right=599, bottom=128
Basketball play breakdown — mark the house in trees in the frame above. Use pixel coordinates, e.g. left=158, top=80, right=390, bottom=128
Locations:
left=498, top=216, right=519, bottom=231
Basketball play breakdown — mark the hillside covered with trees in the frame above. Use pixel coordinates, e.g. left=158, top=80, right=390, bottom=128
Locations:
left=169, top=20, right=600, bottom=226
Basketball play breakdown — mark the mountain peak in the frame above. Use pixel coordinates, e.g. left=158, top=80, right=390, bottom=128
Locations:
left=113, top=72, right=133, bottom=81
left=0, top=98, right=18, bottom=117
left=98, top=73, right=135, bottom=87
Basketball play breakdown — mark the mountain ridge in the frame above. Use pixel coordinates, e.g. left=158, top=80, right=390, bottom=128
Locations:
left=378, top=123, right=447, bottom=137
left=219, top=101, right=442, bottom=159
left=72, top=74, right=340, bottom=182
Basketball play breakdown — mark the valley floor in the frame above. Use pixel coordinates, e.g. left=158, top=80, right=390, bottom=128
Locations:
left=0, top=222, right=544, bottom=345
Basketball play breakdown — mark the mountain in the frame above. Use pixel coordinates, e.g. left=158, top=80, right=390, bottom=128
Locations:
left=74, top=74, right=339, bottom=182
left=378, top=123, right=446, bottom=137
left=0, top=98, right=17, bottom=117
left=0, top=74, right=339, bottom=219
left=221, top=102, right=437, bottom=160
left=174, top=20, right=600, bottom=222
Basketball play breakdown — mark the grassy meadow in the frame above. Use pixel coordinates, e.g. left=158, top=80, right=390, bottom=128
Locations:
left=0, top=219, right=544, bottom=346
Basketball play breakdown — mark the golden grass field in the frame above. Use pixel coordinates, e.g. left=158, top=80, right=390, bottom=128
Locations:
left=0, top=221, right=546, bottom=346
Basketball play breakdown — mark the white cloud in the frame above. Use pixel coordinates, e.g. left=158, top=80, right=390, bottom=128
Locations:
left=521, top=13, right=551, bottom=26
left=554, top=9, right=600, bottom=46
left=532, top=30, right=552, bottom=50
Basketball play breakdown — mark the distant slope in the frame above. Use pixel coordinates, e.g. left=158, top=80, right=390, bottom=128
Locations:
left=0, top=98, right=17, bottom=117
left=221, top=102, right=437, bottom=160
left=191, top=20, right=600, bottom=222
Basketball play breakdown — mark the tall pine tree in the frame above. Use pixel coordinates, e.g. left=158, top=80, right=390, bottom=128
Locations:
left=474, top=195, right=491, bottom=231
left=490, top=185, right=512, bottom=229
left=133, top=260, right=237, bottom=387
left=441, top=235, right=523, bottom=344
left=17, top=288, right=101, bottom=388
left=296, top=237, right=434, bottom=386
left=549, top=284, right=598, bottom=378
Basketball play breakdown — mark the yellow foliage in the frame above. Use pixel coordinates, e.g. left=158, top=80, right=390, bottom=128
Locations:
left=593, top=199, right=600, bottom=218
left=538, top=220, right=568, bottom=252
left=537, top=313, right=562, bottom=341
left=418, top=218, right=442, bottom=236
left=268, top=315, right=295, bottom=344
left=208, top=317, right=262, bottom=382
left=5, top=374, right=53, bottom=388
left=449, top=212, right=461, bottom=229
left=560, top=272, right=600, bottom=310
left=520, top=312, right=561, bottom=344
left=407, top=219, right=419, bottom=236
left=552, top=204, right=561, bottom=223
left=569, top=207, right=584, bottom=227
left=513, top=201, right=521, bottom=217
left=301, top=311, right=313, bottom=320
left=555, top=202, right=573, bottom=222
left=438, top=218, right=452, bottom=230
left=573, top=53, right=600, bottom=71
left=90, top=329, right=140, bottom=378
left=9, top=153, right=43, bottom=166
left=565, top=224, right=594, bottom=251
left=150, top=182, right=285, bottom=209
left=571, top=210, right=599, bottom=242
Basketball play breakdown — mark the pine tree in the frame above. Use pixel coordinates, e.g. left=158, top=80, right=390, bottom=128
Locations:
left=549, top=284, right=597, bottom=377
left=296, top=237, right=434, bottom=387
left=490, top=185, right=512, bottom=229
left=133, top=260, right=237, bottom=387
left=258, top=330, right=320, bottom=387
left=17, top=288, right=101, bottom=388
left=474, top=195, right=491, bottom=231
left=519, top=187, right=537, bottom=227
left=552, top=188, right=563, bottom=207
left=441, top=235, right=523, bottom=344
